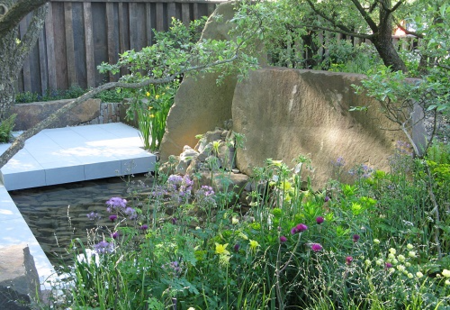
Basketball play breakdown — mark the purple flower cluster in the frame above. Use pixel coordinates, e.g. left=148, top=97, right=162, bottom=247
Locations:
left=87, top=211, right=101, bottom=221
left=311, top=243, right=323, bottom=252
left=333, top=156, right=346, bottom=167
left=167, top=174, right=193, bottom=202
left=195, top=185, right=216, bottom=206
left=162, top=260, right=182, bottom=277
left=94, top=241, right=114, bottom=254
left=291, top=223, right=308, bottom=235
left=105, top=197, right=137, bottom=220
left=150, top=185, right=168, bottom=198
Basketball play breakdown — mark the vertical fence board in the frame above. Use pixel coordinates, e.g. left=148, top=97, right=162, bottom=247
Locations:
left=45, top=5, right=57, bottom=91
left=83, top=2, right=95, bottom=88
left=92, top=3, right=108, bottom=86
left=19, top=18, right=32, bottom=93
left=167, top=2, right=176, bottom=21
left=106, top=3, right=118, bottom=81
left=156, top=3, right=164, bottom=31
left=38, top=25, right=48, bottom=94
left=146, top=3, right=153, bottom=46
left=72, top=2, right=87, bottom=88
left=181, top=3, right=190, bottom=26
left=64, top=2, right=77, bottom=87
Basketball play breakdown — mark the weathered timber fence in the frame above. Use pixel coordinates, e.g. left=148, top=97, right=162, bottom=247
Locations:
left=17, top=0, right=223, bottom=95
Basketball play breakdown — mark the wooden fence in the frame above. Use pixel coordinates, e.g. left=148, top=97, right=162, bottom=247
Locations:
left=17, top=0, right=223, bottom=95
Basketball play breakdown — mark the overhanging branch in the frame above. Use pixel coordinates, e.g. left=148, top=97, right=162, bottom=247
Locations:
left=0, top=0, right=48, bottom=37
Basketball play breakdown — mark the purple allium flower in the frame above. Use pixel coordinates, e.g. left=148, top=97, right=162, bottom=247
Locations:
left=290, top=227, right=298, bottom=235
left=353, top=234, right=360, bottom=242
left=109, top=214, right=118, bottom=222
left=94, top=241, right=113, bottom=254
left=280, top=236, right=287, bottom=243
left=346, top=256, right=353, bottom=265
left=316, top=216, right=325, bottom=224
left=172, top=217, right=177, bottom=225
left=324, top=196, right=330, bottom=202
left=87, top=212, right=101, bottom=221
left=234, top=244, right=240, bottom=252
left=385, top=262, right=393, bottom=269
left=140, top=224, right=148, bottom=231
left=311, top=243, right=323, bottom=252
left=106, top=197, right=127, bottom=209
left=111, top=231, right=119, bottom=239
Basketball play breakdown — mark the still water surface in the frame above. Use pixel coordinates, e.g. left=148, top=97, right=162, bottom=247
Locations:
left=9, top=174, right=151, bottom=266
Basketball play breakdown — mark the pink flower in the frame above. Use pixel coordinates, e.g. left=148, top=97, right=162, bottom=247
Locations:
left=280, top=236, right=287, bottom=243
left=311, top=243, right=323, bottom=252
left=385, top=262, right=393, bottom=269
left=316, top=216, right=324, bottom=224
left=353, top=234, right=360, bottom=242
left=346, top=256, right=353, bottom=265
left=291, top=223, right=308, bottom=234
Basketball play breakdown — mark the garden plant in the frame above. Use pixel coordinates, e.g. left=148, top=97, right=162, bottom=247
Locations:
left=41, top=138, right=450, bottom=309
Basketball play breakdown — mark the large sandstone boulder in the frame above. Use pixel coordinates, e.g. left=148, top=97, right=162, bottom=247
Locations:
left=12, top=98, right=101, bottom=130
left=232, top=68, right=410, bottom=189
left=0, top=245, right=40, bottom=309
left=160, top=2, right=266, bottom=161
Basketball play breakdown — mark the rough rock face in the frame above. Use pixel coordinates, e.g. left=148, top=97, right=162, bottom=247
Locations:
left=0, top=245, right=40, bottom=309
left=232, top=68, right=410, bottom=189
left=12, top=98, right=101, bottom=130
left=160, top=2, right=261, bottom=162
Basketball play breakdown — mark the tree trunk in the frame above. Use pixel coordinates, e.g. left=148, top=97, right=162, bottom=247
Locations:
left=372, top=0, right=408, bottom=73
left=0, top=4, right=47, bottom=122
left=0, top=29, right=19, bottom=121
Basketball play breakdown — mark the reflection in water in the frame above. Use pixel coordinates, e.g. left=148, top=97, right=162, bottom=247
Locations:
left=9, top=174, right=152, bottom=266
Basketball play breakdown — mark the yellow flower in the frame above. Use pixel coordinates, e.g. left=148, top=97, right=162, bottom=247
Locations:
left=232, top=217, right=239, bottom=225
left=408, top=251, right=417, bottom=258
left=215, top=243, right=230, bottom=255
left=407, top=243, right=414, bottom=250
left=146, top=91, right=150, bottom=97
left=373, top=239, right=380, bottom=244
left=249, top=240, right=260, bottom=252
left=238, top=232, right=248, bottom=240
left=188, top=308, right=195, bottom=310
left=155, top=94, right=160, bottom=99
left=397, top=254, right=405, bottom=262
left=442, top=269, right=450, bottom=278
left=416, top=271, right=424, bottom=278
left=389, top=248, right=396, bottom=255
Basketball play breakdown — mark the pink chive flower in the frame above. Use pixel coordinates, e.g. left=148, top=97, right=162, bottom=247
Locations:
left=385, top=262, right=393, bottom=269
left=140, top=224, right=148, bottom=231
left=280, top=236, right=287, bottom=243
left=346, top=256, right=353, bottom=265
left=353, top=234, right=360, bottom=242
left=311, top=243, right=323, bottom=252
left=316, top=216, right=324, bottom=224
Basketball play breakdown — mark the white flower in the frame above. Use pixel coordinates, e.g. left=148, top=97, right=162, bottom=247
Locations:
left=445, top=280, right=450, bottom=286
left=388, top=253, right=396, bottom=260
left=373, top=239, right=380, bottom=244
left=407, top=273, right=413, bottom=279
left=416, top=271, right=424, bottom=278
left=232, top=217, right=239, bottom=225
left=389, top=248, right=396, bottom=255
left=365, top=259, right=371, bottom=266
left=397, top=265, right=406, bottom=272
left=376, top=259, right=384, bottom=266
left=397, top=254, right=405, bottom=262
left=188, top=307, right=196, bottom=310
left=442, top=269, right=450, bottom=278
left=405, top=262, right=411, bottom=267
left=407, top=243, right=414, bottom=250
left=408, top=251, right=417, bottom=258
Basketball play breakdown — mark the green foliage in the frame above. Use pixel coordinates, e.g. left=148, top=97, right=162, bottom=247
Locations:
left=130, top=81, right=178, bottom=151
left=42, top=146, right=450, bottom=309
left=0, top=113, right=16, bottom=143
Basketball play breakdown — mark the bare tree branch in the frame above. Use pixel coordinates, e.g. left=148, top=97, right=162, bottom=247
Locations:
left=0, top=0, right=48, bottom=37
left=349, top=0, right=378, bottom=32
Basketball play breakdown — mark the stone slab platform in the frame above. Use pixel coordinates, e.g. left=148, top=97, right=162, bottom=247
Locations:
left=0, top=123, right=156, bottom=191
